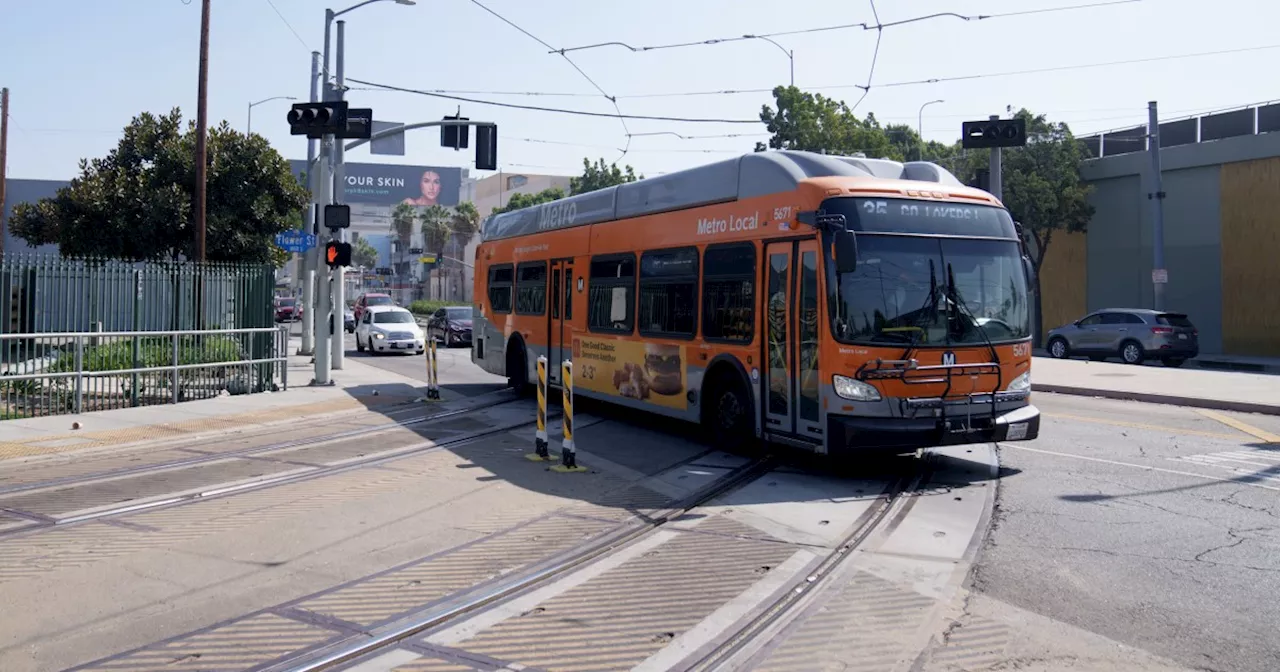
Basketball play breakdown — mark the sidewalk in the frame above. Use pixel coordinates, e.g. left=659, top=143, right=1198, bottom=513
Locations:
left=1031, top=356, right=1280, bottom=415
left=0, top=339, right=453, bottom=461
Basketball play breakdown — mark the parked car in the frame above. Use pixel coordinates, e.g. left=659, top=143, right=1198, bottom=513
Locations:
left=352, top=292, right=394, bottom=323
left=344, top=308, right=356, bottom=333
left=426, top=306, right=473, bottom=347
left=1045, top=309, right=1199, bottom=367
left=354, top=305, right=425, bottom=355
left=274, top=296, right=303, bottom=322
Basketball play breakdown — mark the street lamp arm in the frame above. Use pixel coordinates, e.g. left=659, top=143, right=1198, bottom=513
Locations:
left=744, top=34, right=790, bottom=58
left=333, top=0, right=413, bottom=19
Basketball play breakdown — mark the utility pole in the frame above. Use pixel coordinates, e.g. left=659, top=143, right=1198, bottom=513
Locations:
left=987, top=114, right=1003, bottom=201
left=1148, top=101, right=1167, bottom=311
left=331, top=19, right=347, bottom=370
left=0, top=87, right=9, bottom=257
left=299, top=52, right=321, bottom=356
left=194, top=0, right=211, bottom=262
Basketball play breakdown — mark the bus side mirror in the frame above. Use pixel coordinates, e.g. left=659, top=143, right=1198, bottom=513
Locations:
left=834, top=229, right=858, bottom=274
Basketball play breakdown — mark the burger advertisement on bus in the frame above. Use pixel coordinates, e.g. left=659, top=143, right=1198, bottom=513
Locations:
left=573, top=337, right=688, bottom=411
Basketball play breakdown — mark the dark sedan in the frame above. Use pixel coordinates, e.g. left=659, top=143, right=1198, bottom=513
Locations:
left=426, top=306, right=473, bottom=347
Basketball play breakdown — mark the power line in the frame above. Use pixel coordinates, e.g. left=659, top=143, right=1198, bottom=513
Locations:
left=551, top=0, right=1139, bottom=55
left=263, top=0, right=310, bottom=51
left=467, top=0, right=633, bottom=163
left=606, top=42, right=1280, bottom=99
left=344, top=77, right=762, bottom=124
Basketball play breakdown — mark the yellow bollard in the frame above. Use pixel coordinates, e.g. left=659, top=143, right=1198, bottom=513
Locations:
left=552, top=359, right=586, bottom=472
left=426, top=339, right=440, bottom=400
left=530, top=354, right=550, bottom=460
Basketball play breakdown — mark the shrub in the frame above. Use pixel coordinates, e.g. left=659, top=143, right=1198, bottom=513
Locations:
left=408, top=300, right=468, bottom=316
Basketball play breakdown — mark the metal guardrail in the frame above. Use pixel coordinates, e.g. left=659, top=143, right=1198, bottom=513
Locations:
left=0, top=327, right=289, bottom=420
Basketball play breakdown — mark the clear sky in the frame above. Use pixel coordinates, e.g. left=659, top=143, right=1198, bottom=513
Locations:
left=2, top=0, right=1276, bottom=181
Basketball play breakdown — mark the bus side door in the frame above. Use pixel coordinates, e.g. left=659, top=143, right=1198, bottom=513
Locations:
left=762, top=239, right=824, bottom=443
left=548, top=258, right=574, bottom=384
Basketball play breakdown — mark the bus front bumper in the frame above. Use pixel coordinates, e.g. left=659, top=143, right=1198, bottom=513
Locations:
left=827, top=404, right=1040, bottom=455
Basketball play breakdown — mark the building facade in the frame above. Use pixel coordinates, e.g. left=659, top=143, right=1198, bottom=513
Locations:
left=1040, top=101, right=1280, bottom=357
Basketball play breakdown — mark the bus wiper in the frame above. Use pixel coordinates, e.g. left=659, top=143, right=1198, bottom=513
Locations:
left=900, top=260, right=938, bottom=363
left=945, top=263, right=1000, bottom=365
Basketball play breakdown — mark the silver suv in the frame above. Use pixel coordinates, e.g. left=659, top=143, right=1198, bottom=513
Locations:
left=1045, top=309, right=1198, bottom=367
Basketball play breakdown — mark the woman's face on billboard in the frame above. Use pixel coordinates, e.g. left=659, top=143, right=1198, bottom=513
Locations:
left=420, top=171, right=441, bottom=201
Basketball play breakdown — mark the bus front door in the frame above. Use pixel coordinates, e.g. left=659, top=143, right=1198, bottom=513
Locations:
left=548, top=258, right=574, bottom=385
left=762, top=240, right=824, bottom=445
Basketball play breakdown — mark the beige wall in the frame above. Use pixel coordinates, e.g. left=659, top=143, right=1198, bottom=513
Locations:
left=1220, top=156, right=1280, bottom=356
left=1037, top=231, right=1088, bottom=336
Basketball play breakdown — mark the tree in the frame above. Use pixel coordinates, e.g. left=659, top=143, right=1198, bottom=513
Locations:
left=449, top=201, right=480, bottom=239
left=418, top=204, right=452, bottom=258
left=755, top=86, right=901, bottom=159
left=391, top=203, right=417, bottom=243
left=10, top=108, right=308, bottom=264
left=352, top=236, right=378, bottom=268
left=571, top=158, right=641, bottom=195
left=490, top=188, right=566, bottom=215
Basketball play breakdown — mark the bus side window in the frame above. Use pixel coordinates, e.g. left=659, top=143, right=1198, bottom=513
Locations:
left=702, top=243, right=756, bottom=344
left=639, top=247, right=699, bottom=338
left=488, top=264, right=514, bottom=313
left=515, top=261, right=548, bottom=315
left=588, top=254, right=636, bottom=334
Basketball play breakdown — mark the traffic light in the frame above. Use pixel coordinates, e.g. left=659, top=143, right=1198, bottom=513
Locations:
left=442, top=114, right=470, bottom=150
left=476, top=124, right=498, bottom=171
left=287, top=101, right=349, bottom=139
left=961, top=118, right=1027, bottom=149
left=325, top=241, right=352, bottom=268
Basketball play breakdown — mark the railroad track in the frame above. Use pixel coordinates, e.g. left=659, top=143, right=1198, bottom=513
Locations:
left=0, top=390, right=549, bottom=539
left=243, top=455, right=932, bottom=672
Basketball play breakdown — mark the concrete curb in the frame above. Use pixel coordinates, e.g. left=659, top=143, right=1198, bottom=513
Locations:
left=1032, top=383, right=1280, bottom=416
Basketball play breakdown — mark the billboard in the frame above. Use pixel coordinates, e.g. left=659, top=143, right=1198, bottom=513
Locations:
left=289, top=161, right=462, bottom=207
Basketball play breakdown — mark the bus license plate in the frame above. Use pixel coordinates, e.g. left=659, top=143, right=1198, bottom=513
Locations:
left=1006, top=422, right=1029, bottom=440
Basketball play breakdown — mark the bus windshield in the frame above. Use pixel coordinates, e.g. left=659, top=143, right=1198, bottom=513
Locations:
left=822, top=199, right=1031, bottom=346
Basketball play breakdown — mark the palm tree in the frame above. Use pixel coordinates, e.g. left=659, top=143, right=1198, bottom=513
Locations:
left=447, top=202, right=481, bottom=301
left=391, top=203, right=417, bottom=246
left=419, top=205, right=452, bottom=299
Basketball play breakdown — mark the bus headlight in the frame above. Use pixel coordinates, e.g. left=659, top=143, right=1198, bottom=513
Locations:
left=833, top=375, right=881, bottom=402
left=1006, top=371, right=1031, bottom=393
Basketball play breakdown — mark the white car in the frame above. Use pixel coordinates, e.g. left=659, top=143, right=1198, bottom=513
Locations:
left=354, top=305, right=425, bottom=355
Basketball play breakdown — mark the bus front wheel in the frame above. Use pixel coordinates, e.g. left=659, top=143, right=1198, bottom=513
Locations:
left=505, top=340, right=532, bottom=396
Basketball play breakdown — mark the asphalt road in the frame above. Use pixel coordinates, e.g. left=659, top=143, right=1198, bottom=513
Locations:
left=973, top=392, right=1280, bottom=672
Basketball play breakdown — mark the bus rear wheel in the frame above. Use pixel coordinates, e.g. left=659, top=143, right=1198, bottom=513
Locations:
left=505, top=341, right=531, bottom=396
left=705, top=376, right=756, bottom=453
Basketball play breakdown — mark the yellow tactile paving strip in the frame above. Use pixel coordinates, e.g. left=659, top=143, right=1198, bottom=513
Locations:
left=74, top=612, right=338, bottom=671
left=0, top=396, right=372, bottom=460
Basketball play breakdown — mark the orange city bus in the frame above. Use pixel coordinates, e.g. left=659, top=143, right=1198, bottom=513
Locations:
left=470, top=150, right=1040, bottom=456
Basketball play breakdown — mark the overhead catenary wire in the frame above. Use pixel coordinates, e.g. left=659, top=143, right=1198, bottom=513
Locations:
left=550, top=0, right=1140, bottom=55
left=466, top=0, right=634, bottom=163
left=343, top=77, right=762, bottom=124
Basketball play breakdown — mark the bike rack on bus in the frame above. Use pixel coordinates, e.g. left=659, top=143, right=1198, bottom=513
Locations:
left=854, top=358, right=1027, bottom=438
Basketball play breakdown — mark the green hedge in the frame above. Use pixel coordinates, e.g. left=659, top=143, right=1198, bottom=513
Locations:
left=408, top=300, right=469, bottom=316
left=47, top=335, right=245, bottom=374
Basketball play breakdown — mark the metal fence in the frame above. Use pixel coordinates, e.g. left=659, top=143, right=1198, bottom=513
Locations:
left=1079, top=100, right=1280, bottom=159
left=0, top=327, right=289, bottom=420
left=0, top=253, right=276, bottom=342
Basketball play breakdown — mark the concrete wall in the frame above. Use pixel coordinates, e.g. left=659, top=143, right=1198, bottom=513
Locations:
left=1041, top=127, right=1280, bottom=356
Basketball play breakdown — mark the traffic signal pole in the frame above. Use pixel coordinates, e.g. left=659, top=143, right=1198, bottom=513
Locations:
left=331, top=20, right=347, bottom=371
left=299, top=50, right=321, bottom=356
left=988, top=114, right=1003, bottom=201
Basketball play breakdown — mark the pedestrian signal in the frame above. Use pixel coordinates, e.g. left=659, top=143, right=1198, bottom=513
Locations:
left=325, top=241, right=352, bottom=268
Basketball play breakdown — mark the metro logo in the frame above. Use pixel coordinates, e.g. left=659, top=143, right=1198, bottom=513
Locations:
left=696, top=211, right=760, bottom=236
